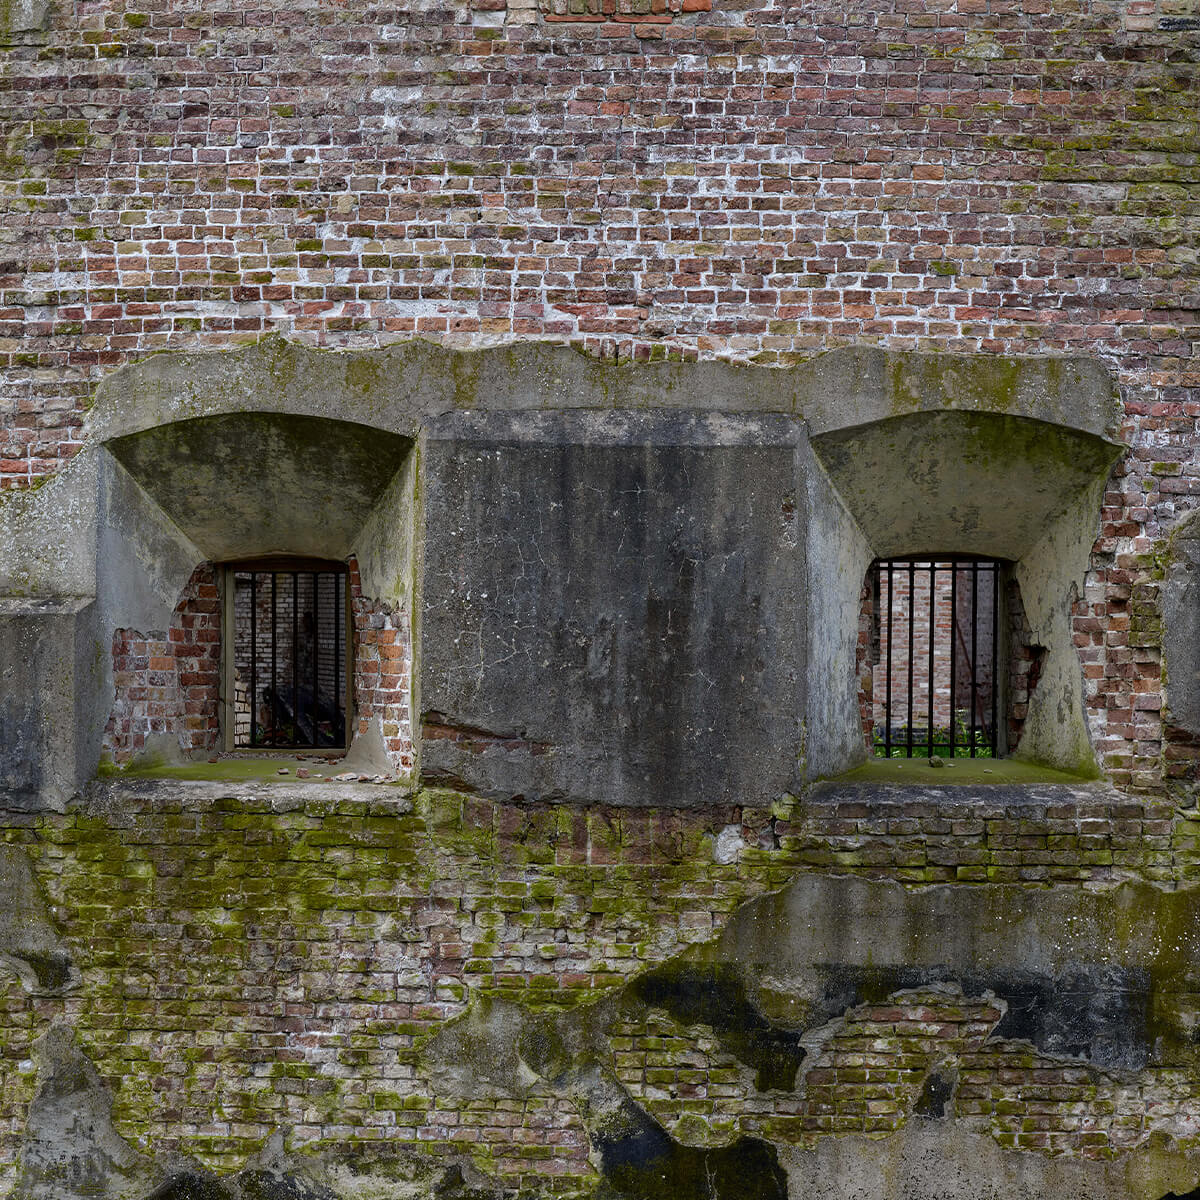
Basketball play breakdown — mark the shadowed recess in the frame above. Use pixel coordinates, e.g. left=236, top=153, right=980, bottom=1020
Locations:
left=106, top=413, right=412, bottom=561
left=629, top=963, right=807, bottom=1091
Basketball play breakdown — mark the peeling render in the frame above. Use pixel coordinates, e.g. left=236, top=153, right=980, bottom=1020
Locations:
left=3, top=783, right=1200, bottom=1198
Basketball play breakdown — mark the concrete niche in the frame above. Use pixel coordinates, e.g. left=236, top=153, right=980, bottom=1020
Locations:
left=812, top=410, right=1122, bottom=774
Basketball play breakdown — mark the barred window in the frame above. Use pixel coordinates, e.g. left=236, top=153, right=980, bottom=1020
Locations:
left=222, top=558, right=351, bottom=751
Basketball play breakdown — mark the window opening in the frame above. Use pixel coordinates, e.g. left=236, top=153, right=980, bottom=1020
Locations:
left=229, top=559, right=350, bottom=750
left=872, top=557, right=999, bottom=758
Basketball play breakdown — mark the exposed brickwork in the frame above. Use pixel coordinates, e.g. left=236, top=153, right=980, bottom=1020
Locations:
left=350, top=557, right=414, bottom=773
left=103, top=563, right=221, bottom=762
left=0, top=785, right=1196, bottom=1194
left=749, top=787, right=1177, bottom=885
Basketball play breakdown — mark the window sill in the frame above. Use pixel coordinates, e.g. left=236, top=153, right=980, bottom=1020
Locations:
left=96, top=754, right=401, bottom=786
left=829, top=757, right=1099, bottom=787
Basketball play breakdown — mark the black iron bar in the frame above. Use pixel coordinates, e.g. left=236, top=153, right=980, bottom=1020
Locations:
left=334, top=575, right=341, bottom=742
left=906, top=560, right=915, bottom=757
left=970, top=559, right=979, bottom=757
left=885, top=561, right=893, bottom=757
left=949, top=562, right=957, bottom=757
left=249, top=573, right=257, bottom=749
left=991, top=562, right=999, bottom=755
left=927, top=561, right=935, bottom=757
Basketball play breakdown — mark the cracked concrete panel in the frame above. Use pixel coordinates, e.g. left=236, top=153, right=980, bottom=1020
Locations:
left=779, top=1118, right=1197, bottom=1200
left=1163, top=511, right=1200, bottom=737
left=418, top=410, right=809, bottom=808
left=0, top=597, right=97, bottom=810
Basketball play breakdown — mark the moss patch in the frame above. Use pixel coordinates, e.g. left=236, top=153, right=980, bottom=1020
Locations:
left=831, top=757, right=1097, bottom=786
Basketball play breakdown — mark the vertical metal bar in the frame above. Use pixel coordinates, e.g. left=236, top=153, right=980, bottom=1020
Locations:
left=927, top=561, right=935, bottom=757
left=970, top=559, right=979, bottom=757
left=334, top=575, right=341, bottom=743
left=250, top=573, right=257, bottom=748
left=949, top=562, right=957, bottom=758
left=884, top=561, right=893, bottom=757
left=292, top=571, right=299, bottom=746
left=991, top=562, right=999, bottom=756
left=906, top=560, right=915, bottom=757
left=311, top=572, right=319, bottom=747
left=271, top=573, right=278, bottom=746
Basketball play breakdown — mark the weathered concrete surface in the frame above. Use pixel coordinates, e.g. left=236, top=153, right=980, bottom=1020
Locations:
left=83, top=336, right=1119, bottom=445
left=779, top=1119, right=1198, bottom=1200
left=801, top=347, right=1121, bottom=444
left=812, top=411, right=1121, bottom=775
left=106, top=414, right=412, bottom=563
left=1164, top=511, right=1200, bottom=738
left=418, top=410, right=811, bottom=807
left=0, top=597, right=97, bottom=810
left=809, top=412, right=1118, bottom=563
left=0, top=845, right=74, bottom=993
left=14, top=1023, right=159, bottom=1200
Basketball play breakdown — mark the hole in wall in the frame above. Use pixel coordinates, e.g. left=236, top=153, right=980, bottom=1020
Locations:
left=856, top=557, right=1042, bottom=759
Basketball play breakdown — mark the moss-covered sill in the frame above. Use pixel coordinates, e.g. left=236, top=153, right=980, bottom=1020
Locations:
left=829, top=758, right=1099, bottom=787
left=95, top=754, right=403, bottom=785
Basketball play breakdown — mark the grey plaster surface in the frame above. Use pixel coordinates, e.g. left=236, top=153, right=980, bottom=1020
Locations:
left=1164, top=510, right=1200, bottom=737
left=107, top=413, right=412, bottom=562
left=418, top=410, right=810, bottom=808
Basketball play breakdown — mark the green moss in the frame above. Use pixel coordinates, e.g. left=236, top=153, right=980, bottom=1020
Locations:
left=830, top=758, right=1096, bottom=786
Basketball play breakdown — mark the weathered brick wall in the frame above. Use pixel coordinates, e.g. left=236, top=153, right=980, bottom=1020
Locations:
left=102, top=563, right=221, bottom=761
left=2, top=0, right=1194, bottom=786
left=0, top=781, right=1194, bottom=1196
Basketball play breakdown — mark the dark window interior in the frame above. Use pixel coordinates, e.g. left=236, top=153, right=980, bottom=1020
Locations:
left=872, top=557, right=1000, bottom=759
left=230, top=560, right=349, bottom=750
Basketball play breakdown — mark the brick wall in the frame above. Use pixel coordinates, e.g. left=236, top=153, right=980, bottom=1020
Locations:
left=0, top=0, right=1197, bottom=788
left=0, top=782, right=1190, bottom=1195
left=350, top=557, right=414, bottom=774
left=103, top=563, right=221, bottom=762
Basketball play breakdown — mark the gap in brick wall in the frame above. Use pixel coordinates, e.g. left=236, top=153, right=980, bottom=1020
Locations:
left=857, top=558, right=1040, bottom=760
